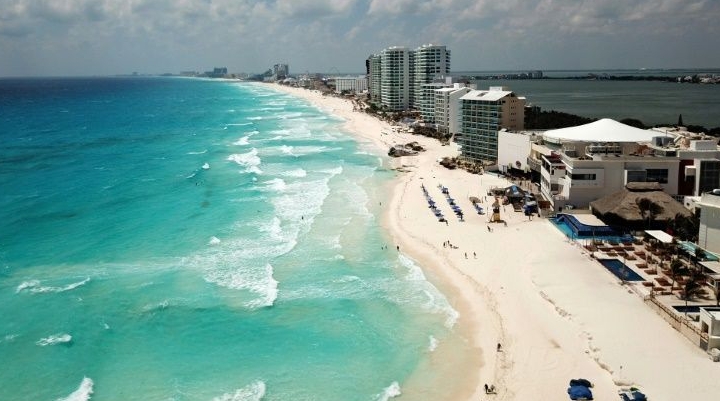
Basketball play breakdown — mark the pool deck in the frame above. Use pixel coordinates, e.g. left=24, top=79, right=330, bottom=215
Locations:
left=571, top=213, right=608, bottom=227
left=578, top=237, right=718, bottom=332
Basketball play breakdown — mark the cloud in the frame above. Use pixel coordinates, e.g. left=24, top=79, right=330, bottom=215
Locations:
left=0, top=0, right=718, bottom=75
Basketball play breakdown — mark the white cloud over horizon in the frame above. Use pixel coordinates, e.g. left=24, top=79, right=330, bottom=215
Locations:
left=0, top=0, right=718, bottom=76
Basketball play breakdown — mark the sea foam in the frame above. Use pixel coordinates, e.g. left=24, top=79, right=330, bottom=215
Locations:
left=204, top=263, right=278, bottom=308
left=397, top=254, right=459, bottom=328
left=16, top=277, right=90, bottom=294
left=36, top=333, right=73, bottom=346
left=227, top=148, right=262, bottom=174
left=212, top=381, right=266, bottom=401
left=56, top=377, right=93, bottom=401
left=376, top=382, right=401, bottom=401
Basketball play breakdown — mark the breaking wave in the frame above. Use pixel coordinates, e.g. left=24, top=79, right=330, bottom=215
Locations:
left=16, top=277, right=90, bottom=294
left=227, top=148, right=262, bottom=174
left=56, top=377, right=93, bottom=401
left=376, top=382, right=401, bottom=401
left=37, top=333, right=73, bottom=346
left=212, top=381, right=266, bottom=401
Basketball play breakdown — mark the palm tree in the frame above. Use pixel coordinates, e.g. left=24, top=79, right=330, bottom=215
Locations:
left=668, top=258, right=688, bottom=289
left=694, top=247, right=707, bottom=268
left=668, top=213, right=700, bottom=242
left=636, top=198, right=651, bottom=225
left=681, top=268, right=707, bottom=301
left=647, top=202, right=664, bottom=228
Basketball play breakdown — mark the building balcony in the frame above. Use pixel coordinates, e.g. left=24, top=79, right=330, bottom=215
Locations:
left=527, top=157, right=542, bottom=172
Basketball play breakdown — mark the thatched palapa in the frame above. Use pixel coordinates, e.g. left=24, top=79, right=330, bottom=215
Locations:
left=589, top=182, right=691, bottom=229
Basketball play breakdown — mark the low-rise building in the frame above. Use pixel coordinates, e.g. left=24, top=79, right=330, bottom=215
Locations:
left=699, top=190, right=720, bottom=255
left=530, top=119, right=720, bottom=211
left=334, top=76, right=368, bottom=94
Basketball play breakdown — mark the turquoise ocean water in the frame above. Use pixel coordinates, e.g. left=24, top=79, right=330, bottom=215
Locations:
left=0, top=78, right=463, bottom=400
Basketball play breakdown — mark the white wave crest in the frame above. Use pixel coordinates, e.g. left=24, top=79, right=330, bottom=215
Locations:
left=280, top=168, right=306, bottom=178
left=262, top=178, right=287, bottom=192
left=376, top=382, right=401, bottom=401
left=209, top=236, right=222, bottom=245
left=187, top=149, right=208, bottom=155
left=397, top=254, right=459, bottom=328
left=37, top=333, right=73, bottom=346
left=16, top=277, right=90, bottom=294
left=212, top=381, right=266, bottom=401
left=56, top=377, right=93, bottom=401
left=226, top=122, right=253, bottom=126
left=2, top=334, right=18, bottom=343
left=205, top=264, right=278, bottom=308
left=227, top=148, right=262, bottom=174
left=233, top=136, right=250, bottom=146
left=428, top=335, right=438, bottom=352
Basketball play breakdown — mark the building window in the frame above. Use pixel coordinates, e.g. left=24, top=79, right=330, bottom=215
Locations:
left=570, top=173, right=596, bottom=181
left=646, top=169, right=668, bottom=184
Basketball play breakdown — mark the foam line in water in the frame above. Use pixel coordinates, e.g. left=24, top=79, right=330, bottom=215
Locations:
left=36, top=333, right=73, bottom=346
left=16, top=277, right=90, bottom=294
left=280, top=168, right=306, bottom=178
left=376, top=382, right=401, bottom=401
left=397, top=254, right=459, bottom=328
left=187, top=149, right=208, bottom=155
left=227, top=148, right=262, bottom=174
left=203, top=263, right=278, bottom=309
left=212, top=380, right=266, bottom=401
left=56, top=377, right=93, bottom=401
left=233, top=136, right=250, bottom=146
left=428, top=335, right=438, bottom=352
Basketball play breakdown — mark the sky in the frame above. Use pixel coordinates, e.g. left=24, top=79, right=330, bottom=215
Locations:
left=1, top=0, right=719, bottom=77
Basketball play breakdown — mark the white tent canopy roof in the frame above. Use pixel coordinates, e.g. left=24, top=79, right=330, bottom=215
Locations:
left=543, top=118, right=662, bottom=144
left=645, top=230, right=674, bottom=243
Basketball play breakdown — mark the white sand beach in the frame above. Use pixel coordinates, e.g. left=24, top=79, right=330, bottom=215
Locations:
left=269, top=83, right=720, bottom=401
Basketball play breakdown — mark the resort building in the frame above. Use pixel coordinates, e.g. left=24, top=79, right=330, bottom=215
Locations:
left=434, top=84, right=473, bottom=137
left=334, top=76, right=368, bottom=94
left=411, top=44, right=451, bottom=110
left=273, top=64, right=289, bottom=80
left=366, top=44, right=451, bottom=112
left=379, top=46, right=410, bottom=111
left=497, top=129, right=542, bottom=174
left=529, top=119, right=720, bottom=211
left=418, top=80, right=452, bottom=122
left=458, top=87, right=526, bottom=164
left=699, top=307, right=720, bottom=351
left=366, top=54, right=382, bottom=103
left=698, top=190, right=720, bottom=255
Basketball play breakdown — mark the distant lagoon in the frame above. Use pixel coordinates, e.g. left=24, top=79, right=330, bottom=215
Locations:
left=454, top=69, right=720, bottom=128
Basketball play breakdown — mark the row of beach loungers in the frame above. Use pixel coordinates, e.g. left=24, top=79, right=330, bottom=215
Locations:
left=421, top=184, right=446, bottom=223
left=438, top=184, right=464, bottom=221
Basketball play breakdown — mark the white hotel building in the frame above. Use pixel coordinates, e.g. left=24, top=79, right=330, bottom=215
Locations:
left=334, top=76, right=368, bottom=94
left=526, top=119, right=720, bottom=211
left=367, top=44, right=450, bottom=112
left=434, top=84, right=473, bottom=136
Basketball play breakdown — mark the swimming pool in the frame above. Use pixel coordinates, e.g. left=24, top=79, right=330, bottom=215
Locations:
left=598, top=259, right=644, bottom=281
left=679, top=241, right=719, bottom=261
left=551, top=214, right=633, bottom=243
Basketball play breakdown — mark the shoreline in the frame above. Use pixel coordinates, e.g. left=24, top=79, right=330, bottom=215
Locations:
left=265, top=83, right=720, bottom=401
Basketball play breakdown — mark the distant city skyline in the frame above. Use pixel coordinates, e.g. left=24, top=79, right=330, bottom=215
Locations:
left=1, top=0, right=719, bottom=77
